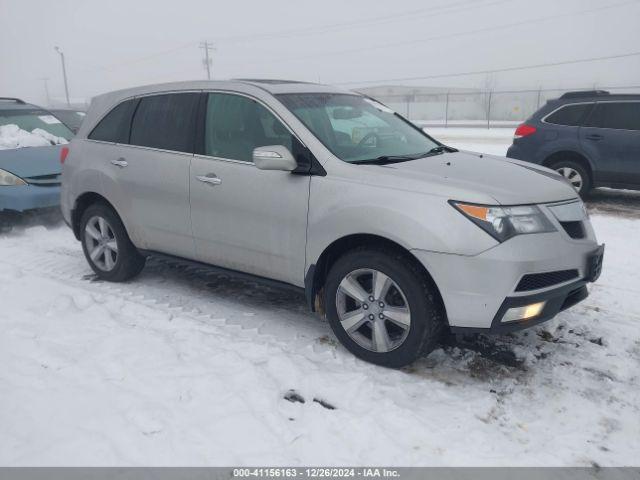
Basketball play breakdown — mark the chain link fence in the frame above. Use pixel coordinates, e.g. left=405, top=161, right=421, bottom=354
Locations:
left=359, top=85, right=640, bottom=128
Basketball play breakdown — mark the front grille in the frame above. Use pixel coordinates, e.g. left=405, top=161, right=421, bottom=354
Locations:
left=25, top=174, right=61, bottom=187
left=560, top=221, right=585, bottom=239
left=516, top=269, right=580, bottom=292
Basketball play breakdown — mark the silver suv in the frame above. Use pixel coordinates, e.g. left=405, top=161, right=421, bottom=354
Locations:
left=61, top=80, right=604, bottom=367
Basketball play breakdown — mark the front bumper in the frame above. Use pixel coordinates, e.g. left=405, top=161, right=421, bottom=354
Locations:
left=454, top=281, right=589, bottom=334
left=412, top=220, right=601, bottom=331
left=0, top=184, right=61, bottom=213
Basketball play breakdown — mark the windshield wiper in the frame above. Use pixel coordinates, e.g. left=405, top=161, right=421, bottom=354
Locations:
left=351, top=154, right=424, bottom=165
left=428, top=145, right=458, bottom=154
left=352, top=145, right=458, bottom=165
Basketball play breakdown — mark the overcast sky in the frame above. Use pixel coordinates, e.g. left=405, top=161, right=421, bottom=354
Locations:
left=1, top=0, right=639, bottom=105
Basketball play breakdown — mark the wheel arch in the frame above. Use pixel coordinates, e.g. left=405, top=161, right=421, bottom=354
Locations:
left=542, top=150, right=594, bottom=185
left=71, top=192, right=118, bottom=240
left=305, top=233, right=447, bottom=322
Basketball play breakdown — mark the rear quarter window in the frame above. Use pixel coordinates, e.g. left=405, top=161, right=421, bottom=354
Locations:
left=544, top=103, right=593, bottom=126
left=88, top=99, right=138, bottom=143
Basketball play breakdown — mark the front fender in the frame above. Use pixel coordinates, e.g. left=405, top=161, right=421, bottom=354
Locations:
left=306, top=175, right=498, bottom=269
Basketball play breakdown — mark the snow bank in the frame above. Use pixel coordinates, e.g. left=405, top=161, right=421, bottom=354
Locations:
left=0, top=124, right=68, bottom=150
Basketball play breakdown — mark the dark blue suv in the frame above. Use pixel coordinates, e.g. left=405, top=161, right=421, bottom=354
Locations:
left=506, top=91, right=640, bottom=197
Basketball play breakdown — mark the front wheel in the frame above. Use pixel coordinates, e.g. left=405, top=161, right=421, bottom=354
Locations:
left=80, top=203, right=146, bottom=282
left=324, top=248, right=445, bottom=368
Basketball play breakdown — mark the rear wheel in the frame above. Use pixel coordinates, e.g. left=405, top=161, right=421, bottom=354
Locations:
left=80, top=203, right=145, bottom=281
left=548, top=159, right=591, bottom=197
left=324, top=248, right=445, bottom=368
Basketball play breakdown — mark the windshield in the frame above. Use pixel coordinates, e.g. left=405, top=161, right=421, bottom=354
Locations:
left=0, top=109, right=73, bottom=150
left=277, top=93, right=440, bottom=163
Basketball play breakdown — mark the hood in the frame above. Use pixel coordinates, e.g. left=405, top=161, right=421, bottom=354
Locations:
left=0, top=145, right=62, bottom=179
left=371, top=150, right=578, bottom=205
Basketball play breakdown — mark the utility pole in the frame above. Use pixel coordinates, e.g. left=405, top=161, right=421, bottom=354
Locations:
left=40, top=77, right=51, bottom=106
left=444, top=91, right=450, bottom=128
left=486, top=90, right=493, bottom=130
left=199, top=41, right=215, bottom=80
left=54, top=46, right=70, bottom=106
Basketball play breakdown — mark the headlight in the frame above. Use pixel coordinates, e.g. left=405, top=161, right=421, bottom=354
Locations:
left=0, top=169, right=27, bottom=186
left=451, top=201, right=556, bottom=242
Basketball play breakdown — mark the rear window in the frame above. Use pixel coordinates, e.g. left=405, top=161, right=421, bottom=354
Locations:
left=0, top=109, right=73, bottom=149
left=88, top=99, right=138, bottom=143
left=544, top=103, right=593, bottom=126
left=0, top=109, right=73, bottom=140
left=129, top=93, right=200, bottom=153
left=584, top=102, right=640, bottom=131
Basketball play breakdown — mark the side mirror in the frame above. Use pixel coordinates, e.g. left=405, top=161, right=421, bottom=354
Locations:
left=253, top=145, right=297, bottom=172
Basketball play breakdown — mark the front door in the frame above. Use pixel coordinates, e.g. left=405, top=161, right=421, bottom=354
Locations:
left=580, top=101, right=640, bottom=186
left=189, top=92, right=310, bottom=286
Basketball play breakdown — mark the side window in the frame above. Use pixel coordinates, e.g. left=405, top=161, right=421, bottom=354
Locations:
left=130, top=93, right=200, bottom=153
left=88, top=99, right=137, bottom=143
left=544, top=103, right=593, bottom=126
left=584, top=102, right=640, bottom=131
left=204, top=93, right=295, bottom=162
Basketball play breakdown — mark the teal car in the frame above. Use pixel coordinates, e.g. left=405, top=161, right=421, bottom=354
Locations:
left=0, top=97, right=73, bottom=227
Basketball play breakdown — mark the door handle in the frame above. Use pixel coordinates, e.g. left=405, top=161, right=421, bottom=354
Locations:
left=196, top=174, right=222, bottom=185
left=110, top=158, right=128, bottom=167
left=586, top=134, right=603, bottom=141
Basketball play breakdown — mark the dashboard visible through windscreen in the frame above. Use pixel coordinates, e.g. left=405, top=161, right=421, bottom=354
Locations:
left=277, top=93, right=439, bottom=163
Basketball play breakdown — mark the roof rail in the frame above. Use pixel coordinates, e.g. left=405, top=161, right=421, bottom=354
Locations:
left=0, top=97, right=26, bottom=104
left=560, top=90, right=610, bottom=99
left=234, top=78, right=314, bottom=85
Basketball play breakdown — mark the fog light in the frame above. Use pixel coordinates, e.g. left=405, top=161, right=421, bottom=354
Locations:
left=501, top=301, right=546, bottom=323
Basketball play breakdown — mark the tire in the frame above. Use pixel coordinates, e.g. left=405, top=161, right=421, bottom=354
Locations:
left=324, top=248, right=445, bottom=368
left=80, top=203, right=146, bottom=282
left=548, top=159, right=591, bottom=198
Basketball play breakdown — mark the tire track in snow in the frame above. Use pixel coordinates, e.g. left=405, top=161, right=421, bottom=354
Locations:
left=1, top=238, right=334, bottom=359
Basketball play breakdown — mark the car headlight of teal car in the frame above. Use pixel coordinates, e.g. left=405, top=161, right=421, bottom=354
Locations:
left=0, top=168, right=27, bottom=186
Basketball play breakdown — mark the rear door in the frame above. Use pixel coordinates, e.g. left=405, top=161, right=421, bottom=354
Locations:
left=189, top=92, right=310, bottom=286
left=580, top=101, right=640, bottom=185
left=106, top=92, right=200, bottom=258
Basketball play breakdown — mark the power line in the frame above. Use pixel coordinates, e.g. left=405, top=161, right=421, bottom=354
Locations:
left=69, top=42, right=196, bottom=73
left=266, top=0, right=639, bottom=63
left=60, top=0, right=509, bottom=73
left=49, top=0, right=639, bottom=78
left=336, top=51, right=640, bottom=86
left=210, top=0, right=509, bottom=45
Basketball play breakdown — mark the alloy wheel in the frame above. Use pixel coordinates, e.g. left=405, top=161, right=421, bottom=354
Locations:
left=84, top=215, right=118, bottom=271
left=335, top=268, right=411, bottom=353
left=556, top=167, right=583, bottom=192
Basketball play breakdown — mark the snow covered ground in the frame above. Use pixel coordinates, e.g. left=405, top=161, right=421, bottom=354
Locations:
left=425, top=126, right=514, bottom=156
left=1, top=131, right=639, bottom=467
